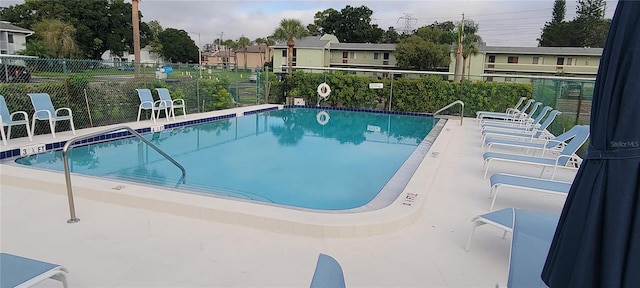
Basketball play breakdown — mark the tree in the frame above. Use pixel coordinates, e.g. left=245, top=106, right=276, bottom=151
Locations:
left=32, top=19, right=80, bottom=58
left=310, top=6, right=383, bottom=43
left=0, top=0, right=150, bottom=59
left=18, top=40, right=51, bottom=58
left=394, top=31, right=450, bottom=70
left=538, top=0, right=610, bottom=47
left=381, top=27, right=400, bottom=44
left=147, top=20, right=164, bottom=56
left=457, top=20, right=482, bottom=79
left=272, top=18, right=308, bottom=76
left=157, top=28, right=199, bottom=63
left=254, top=37, right=267, bottom=65
left=237, top=36, right=252, bottom=70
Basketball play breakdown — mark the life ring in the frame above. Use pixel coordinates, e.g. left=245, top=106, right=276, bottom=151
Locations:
left=317, top=82, right=331, bottom=99
left=316, top=110, right=330, bottom=126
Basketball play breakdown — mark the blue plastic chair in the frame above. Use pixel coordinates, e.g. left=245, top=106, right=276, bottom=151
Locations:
left=0, top=94, right=33, bottom=145
left=481, top=106, right=552, bottom=131
left=0, top=253, right=68, bottom=288
left=310, top=253, right=346, bottom=288
left=136, top=88, right=169, bottom=123
left=481, top=110, right=562, bottom=145
left=28, top=93, right=75, bottom=139
left=156, top=88, right=186, bottom=120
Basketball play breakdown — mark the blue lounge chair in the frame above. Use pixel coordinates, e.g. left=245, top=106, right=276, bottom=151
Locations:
left=156, top=88, right=186, bottom=120
left=488, top=173, right=572, bottom=211
left=465, top=209, right=558, bottom=288
left=481, top=110, right=562, bottom=146
left=482, top=125, right=589, bottom=178
left=477, top=99, right=534, bottom=121
left=309, top=253, right=345, bottom=288
left=136, top=88, right=169, bottom=123
left=465, top=208, right=514, bottom=251
left=506, top=209, right=558, bottom=288
left=0, top=94, right=33, bottom=145
left=481, top=106, right=551, bottom=131
left=28, top=93, right=76, bottom=139
left=476, top=97, right=526, bottom=118
left=484, top=125, right=583, bottom=156
left=0, top=253, right=68, bottom=288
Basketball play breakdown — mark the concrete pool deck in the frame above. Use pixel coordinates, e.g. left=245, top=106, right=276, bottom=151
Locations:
left=0, top=105, right=577, bottom=287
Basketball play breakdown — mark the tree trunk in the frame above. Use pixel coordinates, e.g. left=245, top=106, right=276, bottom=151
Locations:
left=287, top=38, right=295, bottom=76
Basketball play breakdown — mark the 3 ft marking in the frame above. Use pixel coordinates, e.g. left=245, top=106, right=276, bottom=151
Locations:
left=20, top=144, right=47, bottom=156
left=151, top=125, right=165, bottom=133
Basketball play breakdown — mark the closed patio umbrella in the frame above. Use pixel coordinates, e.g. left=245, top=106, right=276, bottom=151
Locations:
left=542, top=1, right=640, bottom=287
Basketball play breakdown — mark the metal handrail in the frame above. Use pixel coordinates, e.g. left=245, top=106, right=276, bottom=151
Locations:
left=434, top=100, right=465, bottom=126
left=61, top=125, right=186, bottom=223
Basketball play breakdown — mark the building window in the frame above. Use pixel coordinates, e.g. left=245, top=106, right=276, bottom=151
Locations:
left=383, top=53, right=389, bottom=60
left=567, top=57, right=573, bottom=65
left=292, top=48, right=297, bottom=66
left=383, top=60, right=389, bottom=65
left=532, top=57, right=539, bottom=64
left=342, top=59, right=348, bottom=64
left=557, top=57, right=564, bottom=70
left=507, top=56, right=518, bottom=64
left=349, top=52, right=357, bottom=59
left=282, top=50, right=287, bottom=57
left=342, top=52, right=348, bottom=58
left=8, top=34, right=14, bottom=43
left=374, top=53, right=379, bottom=59
left=488, top=55, right=495, bottom=68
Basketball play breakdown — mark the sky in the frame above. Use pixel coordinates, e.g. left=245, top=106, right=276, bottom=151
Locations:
left=1, top=0, right=619, bottom=48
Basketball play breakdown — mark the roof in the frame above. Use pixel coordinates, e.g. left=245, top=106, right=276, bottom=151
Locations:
left=0, top=21, right=33, bottom=35
left=242, top=44, right=269, bottom=53
left=482, top=46, right=603, bottom=56
left=271, top=36, right=331, bottom=49
left=330, top=43, right=396, bottom=51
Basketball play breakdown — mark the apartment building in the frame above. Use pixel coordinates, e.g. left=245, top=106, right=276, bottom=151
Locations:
left=450, top=43, right=603, bottom=82
left=0, top=21, right=33, bottom=56
left=271, top=34, right=397, bottom=75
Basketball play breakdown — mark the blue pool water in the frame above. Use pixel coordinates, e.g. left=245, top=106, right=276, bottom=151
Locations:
left=15, top=108, right=437, bottom=210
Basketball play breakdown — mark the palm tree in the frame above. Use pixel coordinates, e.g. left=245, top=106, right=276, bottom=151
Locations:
left=272, top=18, right=308, bottom=75
left=32, top=19, right=80, bottom=58
left=462, top=34, right=482, bottom=79
left=265, top=36, right=276, bottom=66
left=237, top=36, right=252, bottom=71
left=254, top=37, right=266, bottom=66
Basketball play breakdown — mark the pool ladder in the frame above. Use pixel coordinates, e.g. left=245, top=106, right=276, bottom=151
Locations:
left=434, top=100, right=464, bottom=126
left=61, top=126, right=186, bottom=223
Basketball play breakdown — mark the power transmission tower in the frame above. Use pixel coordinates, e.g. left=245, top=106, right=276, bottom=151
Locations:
left=397, top=13, right=417, bottom=34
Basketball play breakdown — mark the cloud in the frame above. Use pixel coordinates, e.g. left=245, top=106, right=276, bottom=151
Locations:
left=2, top=0, right=619, bottom=47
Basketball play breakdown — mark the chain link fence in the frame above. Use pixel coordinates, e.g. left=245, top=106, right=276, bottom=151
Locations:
left=1, top=56, right=595, bottom=142
left=0, top=56, right=269, bottom=139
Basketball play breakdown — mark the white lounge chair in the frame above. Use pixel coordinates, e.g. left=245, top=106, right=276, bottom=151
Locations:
left=481, top=106, right=551, bottom=131
left=309, top=253, right=345, bottom=288
left=482, top=125, right=589, bottom=178
left=481, top=110, right=562, bottom=146
left=156, top=88, right=186, bottom=120
left=136, top=88, right=169, bottom=123
left=0, top=253, right=69, bottom=288
left=484, top=125, right=583, bottom=156
left=479, top=102, right=543, bottom=127
left=0, top=94, right=33, bottom=145
left=488, top=173, right=572, bottom=211
left=28, top=93, right=76, bottom=139
left=477, top=98, right=534, bottom=121
left=476, top=97, right=526, bottom=118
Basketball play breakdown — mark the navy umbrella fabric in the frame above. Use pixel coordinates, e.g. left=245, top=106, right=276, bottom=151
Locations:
left=542, top=1, right=640, bottom=287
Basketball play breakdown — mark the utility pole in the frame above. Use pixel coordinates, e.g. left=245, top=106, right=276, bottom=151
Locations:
left=454, top=13, right=465, bottom=82
left=132, top=0, right=141, bottom=77
left=397, top=13, right=417, bottom=34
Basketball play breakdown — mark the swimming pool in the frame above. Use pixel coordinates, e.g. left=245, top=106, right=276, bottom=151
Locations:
left=15, top=108, right=439, bottom=211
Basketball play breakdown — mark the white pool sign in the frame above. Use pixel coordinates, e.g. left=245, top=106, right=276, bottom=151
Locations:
left=369, top=83, right=384, bottom=89
left=20, top=144, right=46, bottom=156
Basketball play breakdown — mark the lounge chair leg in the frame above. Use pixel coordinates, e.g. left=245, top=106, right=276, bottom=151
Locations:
left=137, top=109, right=142, bottom=122
left=25, top=121, right=33, bottom=141
left=49, top=119, right=56, bottom=138
left=69, top=119, right=76, bottom=135
left=465, top=222, right=480, bottom=251
left=31, top=117, right=37, bottom=138
left=490, top=187, right=500, bottom=211
left=0, top=127, right=7, bottom=145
